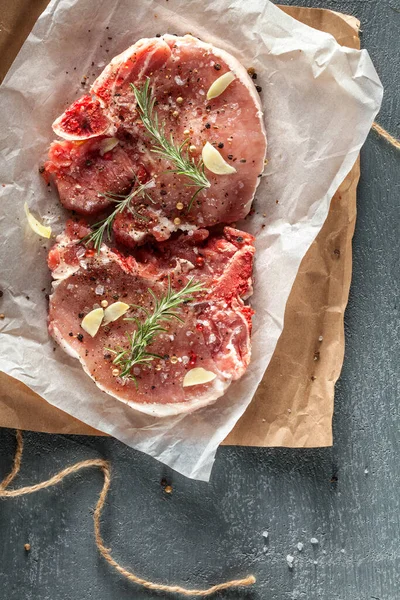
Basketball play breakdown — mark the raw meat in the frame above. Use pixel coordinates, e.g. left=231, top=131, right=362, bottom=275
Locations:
left=45, top=35, right=266, bottom=244
left=48, top=221, right=255, bottom=416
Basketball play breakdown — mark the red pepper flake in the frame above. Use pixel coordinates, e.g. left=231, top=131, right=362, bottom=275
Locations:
left=189, top=351, right=197, bottom=366
left=195, top=323, right=203, bottom=332
left=85, top=249, right=96, bottom=258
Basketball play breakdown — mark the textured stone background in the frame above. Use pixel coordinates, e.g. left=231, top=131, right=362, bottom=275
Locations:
left=0, top=1, right=399, bottom=599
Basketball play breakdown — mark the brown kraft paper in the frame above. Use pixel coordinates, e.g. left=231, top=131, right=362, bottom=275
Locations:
left=0, top=1, right=360, bottom=447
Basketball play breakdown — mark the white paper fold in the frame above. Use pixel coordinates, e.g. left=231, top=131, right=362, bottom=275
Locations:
left=0, top=0, right=382, bottom=480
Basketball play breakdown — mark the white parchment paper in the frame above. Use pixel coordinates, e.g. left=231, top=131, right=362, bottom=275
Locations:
left=0, top=0, right=382, bottom=480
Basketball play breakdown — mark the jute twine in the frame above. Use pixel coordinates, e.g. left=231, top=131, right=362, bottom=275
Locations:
left=372, top=122, right=400, bottom=150
left=0, top=431, right=255, bottom=597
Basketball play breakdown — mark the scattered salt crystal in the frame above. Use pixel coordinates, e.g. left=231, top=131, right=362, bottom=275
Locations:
left=262, top=418, right=266, bottom=423
left=310, top=538, right=319, bottom=545
left=186, top=331, right=193, bottom=337
left=209, top=333, right=216, bottom=343
left=262, top=531, right=269, bottom=539
left=76, top=246, right=86, bottom=259
left=286, top=555, right=294, bottom=565
left=313, top=560, right=318, bottom=566
left=364, top=468, right=369, bottom=475
left=95, top=285, right=104, bottom=295
left=297, top=542, right=303, bottom=552
left=319, top=335, right=323, bottom=342
left=322, top=550, right=327, bottom=555
left=341, top=549, right=345, bottom=554
left=133, top=367, right=140, bottom=376
left=182, top=356, right=190, bottom=365
left=67, top=284, right=74, bottom=291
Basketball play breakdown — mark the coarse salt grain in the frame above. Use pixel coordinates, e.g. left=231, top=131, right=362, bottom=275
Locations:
left=297, top=542, right=304, bottom=551
left=95, top=285, right=104, bottom=295
left=310, top=538, right=319, bottom=545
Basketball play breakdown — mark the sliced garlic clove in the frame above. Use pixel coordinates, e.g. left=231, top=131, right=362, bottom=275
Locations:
left=206, top=71, right=236, bottom=100
left=81, top=308, right=104, bottom=337
left=202, top=142, right=237, bottom=175
left=99, top=137, right=119, bottom=156
left=24, top=203, right=52, bottom=239
left=103, top=302, right=130, bottom=325
left=182, top=367, right=217, bottom=388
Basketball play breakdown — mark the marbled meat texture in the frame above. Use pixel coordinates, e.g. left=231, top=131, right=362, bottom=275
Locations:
left=48, top=221, right=255, bottom=416
left=44, top=35, right=266, bottom=246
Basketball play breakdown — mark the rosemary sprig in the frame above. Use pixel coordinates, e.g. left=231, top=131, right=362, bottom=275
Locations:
left=108, top=277, right=204, bottom=384
left=131, top=78, right=210, bottom=209
left=80, top=181, right=153, bottom=253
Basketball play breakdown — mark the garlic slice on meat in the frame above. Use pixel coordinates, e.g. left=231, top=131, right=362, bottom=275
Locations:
left=202, top=142, right=237, bottom=175
left=99, top=137, right=119, bottom=156
left=24, top=203, right=51, bottom=239
left=81, top=308, right=104, bottom=337
left=182, top=367, right=217, bottom=387
left=103, top=302, right=130, bottom=325
left=206, top=71, right=236, bottom=100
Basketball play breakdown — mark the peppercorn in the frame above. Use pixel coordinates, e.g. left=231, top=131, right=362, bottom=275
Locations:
left=196, top=256, right=205, bottom=267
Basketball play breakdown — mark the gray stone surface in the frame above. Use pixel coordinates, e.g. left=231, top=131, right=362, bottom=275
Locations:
left=0, top=1, right=399, bottom=598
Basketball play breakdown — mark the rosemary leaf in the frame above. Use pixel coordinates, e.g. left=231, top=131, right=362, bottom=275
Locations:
left=131, top=78, right=210, bottom=210
left=80, top=180, right=153, bottom=253
left=108, top=277, right=205, bottom=384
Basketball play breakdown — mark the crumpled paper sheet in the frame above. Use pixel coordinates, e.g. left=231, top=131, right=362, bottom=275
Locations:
left=0, top=0, right=382, bottom=480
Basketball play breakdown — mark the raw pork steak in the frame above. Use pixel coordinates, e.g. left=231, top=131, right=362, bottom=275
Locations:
left=44, top=35, right=266, bottom=245
left=48, top=221, right=255, bottom=416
